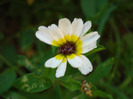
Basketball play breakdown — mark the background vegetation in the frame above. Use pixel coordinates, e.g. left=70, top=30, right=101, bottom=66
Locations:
left=0, top=0, right=133, bottom=99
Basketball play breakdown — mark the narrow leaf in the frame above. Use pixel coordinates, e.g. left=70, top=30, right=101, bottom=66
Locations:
left=93, top=90, right=113, bottom=99
left=87, top=58, right=114, bottom=83
left=81, top=0, right=107, bottom=18
left=98, top=4, right=117, bottom=35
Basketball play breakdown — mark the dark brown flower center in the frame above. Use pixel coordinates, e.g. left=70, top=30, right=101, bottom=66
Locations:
left=59, top=42, right=76, bottom=55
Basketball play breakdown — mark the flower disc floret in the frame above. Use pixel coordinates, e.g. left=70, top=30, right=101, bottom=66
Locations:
left=59, top=42, right=76, bottom=55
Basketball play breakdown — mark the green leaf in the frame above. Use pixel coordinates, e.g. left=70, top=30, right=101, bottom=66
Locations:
left=61, top=78, right=81, bottom=91
left=17, top=55, right=44, bottom=75
left=104, top=83, right=129, bottom=99
left=98, top=4, right=117, bottom=35
left=87, top=58, right=115, bottom=83
left=93, top=90, right=113, bottom=99
left=81, top=0, right=108, bottom=19
left=0, top=69, right=16, bottom=94
left=85, top=45, right=105, bottom=56
left=17, top=55, right=32, bottom=70
left=14, top=73, right=52, bottom=93
left=3, top=91, right=27, bottom=99
left=19, top=28, right=35, bottom=51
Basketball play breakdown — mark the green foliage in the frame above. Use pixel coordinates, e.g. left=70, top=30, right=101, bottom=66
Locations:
left=93, top=90, right=113, bottom=99
left=14, top=73, right=52, bottom=93
left=81, top=0, right=108, bottom=19
left=17, top=55, right=44, bottom=75
left=0, top=69, right=16, bottom=94
left=0, top=0, right=133, bottom=98
left=0, top=59, right=3, bottom=68
left=4, top=91, right=28, bottom=99
left=87, top=58, right=115, bottom=83
left=98, top=4, right=117, bottom=35
left=104, top=83, right=129, bottom=99
left=123, top=33, right=133, bottom=49
left=19, top=28, right=35, bottom=51
left=1, top=43, right=17, bottom=65
left=61, top=78, right=81, bottom=91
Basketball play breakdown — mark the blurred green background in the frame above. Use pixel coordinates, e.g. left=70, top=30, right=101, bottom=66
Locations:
left=0, top=0, right=133, bottom=99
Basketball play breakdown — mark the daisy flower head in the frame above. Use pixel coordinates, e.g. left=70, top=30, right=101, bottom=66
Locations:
left=36, top=18, right=100, bottom=78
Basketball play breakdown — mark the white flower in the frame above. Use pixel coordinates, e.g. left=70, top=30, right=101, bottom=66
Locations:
left=36, top=18, right=100, bottom=78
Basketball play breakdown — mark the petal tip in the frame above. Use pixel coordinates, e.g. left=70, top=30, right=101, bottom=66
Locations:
left=59, top=18, right=69, bottom=22
left=38, top=26, right=47, bottom=30
left=35, top=31, right=41, bottom=38
left=55, top=74, right=64, bottom=78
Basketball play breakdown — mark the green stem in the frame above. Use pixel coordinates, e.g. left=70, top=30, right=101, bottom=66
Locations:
left=119, top=76, right=132, bottom=89
left=110, top=18, right=121, bottom=59
left=0, top=54, right=24, bottom=75
left=54, top=83, right=61, bottom=99
left=108, top=18, right=121, bottom=83
left=0, top=54, right=14, bottom=67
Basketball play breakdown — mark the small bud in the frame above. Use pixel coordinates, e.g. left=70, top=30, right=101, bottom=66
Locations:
left=81, top=80, right=92, bottom=96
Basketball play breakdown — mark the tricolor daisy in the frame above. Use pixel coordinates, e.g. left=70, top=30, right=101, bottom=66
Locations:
left=36, top=18, right=100, bottom=78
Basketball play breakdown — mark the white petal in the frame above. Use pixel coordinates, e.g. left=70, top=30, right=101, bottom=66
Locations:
left=81, top=31, right=100, bottom=46
left=72, top=18, right=83, bottom=37
left=67, top=54, right=82, bottom=68
left=81, top=41, right=97, bottom=53
left=59, top=18, right=72, bottom=36
left=80, top=21, right=92, bottom=37
left=78, top=55, right=93, bottom=75
left=36, top=26, right=53, bottom=45
left=48, top=24, right=64, bottom=41
left=56, top=61, right=67, bottom=78
left=38, top=26, right=48, bottom=31
left=45, top=56, right=63, bottom=68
